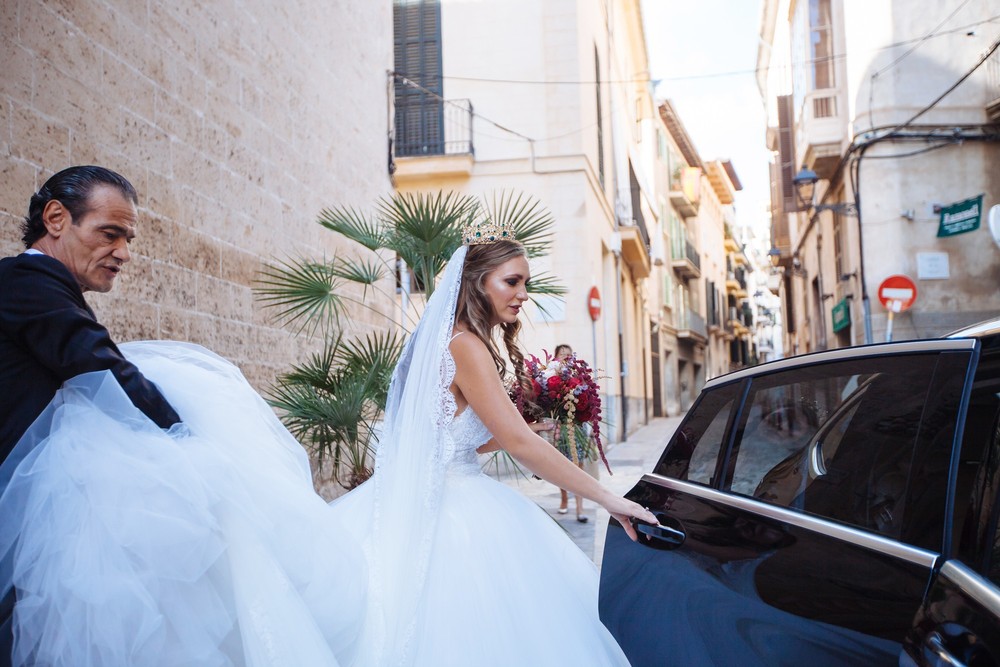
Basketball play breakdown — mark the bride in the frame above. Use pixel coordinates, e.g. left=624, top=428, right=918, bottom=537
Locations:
left=332, top=227, right=655, bottom=666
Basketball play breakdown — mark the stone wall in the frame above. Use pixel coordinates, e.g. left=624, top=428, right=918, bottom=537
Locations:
left=1, top=0, right=394, bottom=391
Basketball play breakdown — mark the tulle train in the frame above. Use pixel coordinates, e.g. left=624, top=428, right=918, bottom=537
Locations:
left=0, top=341, right=366, bottom=666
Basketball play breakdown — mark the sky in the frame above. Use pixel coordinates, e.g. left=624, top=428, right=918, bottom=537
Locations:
left=642, top=0, right=773, bottom=233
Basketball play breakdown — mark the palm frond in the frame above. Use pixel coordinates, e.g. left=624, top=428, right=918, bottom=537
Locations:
left=338, top=330, right=405, bottom=376
left=279, top=336, right=341, bottom=389
left=317, top=206, right=387, bottom=250
left=482, top=450, right=532, bottom=481
left=379, top=191, right=474, bottom=246
left=525, top=271, right=567, bottom=297
left=254, top=258, right=345, bottom=334
left=484, top=191, right=555, bottom=258
left=336, top=330, right=405, bottom=407
left=330, top=256, right=389, bottom=287
left=379, top=192, right=472, bottom=294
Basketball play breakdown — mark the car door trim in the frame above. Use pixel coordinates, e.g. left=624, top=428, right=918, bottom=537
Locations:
left=704, top=339, right=977, bottom=390
left=938, top=560, right=1000, bottom=617
left=641, top=473, right=939, bottom=568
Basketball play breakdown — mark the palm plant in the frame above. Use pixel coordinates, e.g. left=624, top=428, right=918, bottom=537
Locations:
left=255, top=190, right=565, bottom=490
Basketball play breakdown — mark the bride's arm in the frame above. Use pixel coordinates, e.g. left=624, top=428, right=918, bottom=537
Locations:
left=476, top=421, right=552, bottom=454
left=451, top=335, right=656, bottom=540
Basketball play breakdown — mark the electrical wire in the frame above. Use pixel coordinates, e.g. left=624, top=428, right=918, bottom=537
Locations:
left=393, top=73, right=601, bottom=144
left=394, top=15, right=1000, bottom=87
left=877, top=32, right=1000, bottom=137
left=861, top=140, right=960, bottom=160
left=868, top=0, right=976, bottom=129
left=873, top=0, right=975, bottom=78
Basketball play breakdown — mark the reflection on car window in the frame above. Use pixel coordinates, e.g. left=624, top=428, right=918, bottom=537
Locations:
left=727, top=354, right=961, bottom=542
left=961, top=350, right=1000, bottom=581
left=655, top=382, right=740, bottom=485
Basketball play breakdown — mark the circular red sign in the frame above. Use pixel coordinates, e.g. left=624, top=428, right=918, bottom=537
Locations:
left=588, top=286, right=601, bottom=321
left=877, top=274, right=917, bottom=313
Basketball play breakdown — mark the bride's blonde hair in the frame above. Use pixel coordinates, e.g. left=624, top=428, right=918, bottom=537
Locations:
left=455, top=240, right=530, bottom=392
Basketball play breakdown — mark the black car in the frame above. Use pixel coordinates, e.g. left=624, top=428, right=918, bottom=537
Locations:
left=600, top=319, right=1000, bottom=667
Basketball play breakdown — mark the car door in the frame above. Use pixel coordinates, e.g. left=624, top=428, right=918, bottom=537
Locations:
left=599, top=340, right=976, bottom=667
left=903, top=342, right=1000, bottom=666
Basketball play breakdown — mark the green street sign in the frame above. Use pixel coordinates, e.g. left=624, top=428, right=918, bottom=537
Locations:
left=937, top=195, right=983, bottom=237
left=831, top=298, right=851, bottom=333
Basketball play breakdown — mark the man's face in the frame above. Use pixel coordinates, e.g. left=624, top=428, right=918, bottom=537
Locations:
left=50, top=185, right=137, bottom=293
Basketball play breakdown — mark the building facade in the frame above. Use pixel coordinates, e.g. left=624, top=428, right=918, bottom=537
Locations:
left=759, top=0, right=1000, bottom=354
left=652, top=102, right=750, bottom=412
left=1, top=1, right=395, bottom=389
left=389, top=0, right=662, bottom=440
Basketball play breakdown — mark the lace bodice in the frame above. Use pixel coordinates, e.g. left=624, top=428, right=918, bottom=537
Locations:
left=438, top=344, right=493, bottom=475
left=448, top=407, right=492, bottom=450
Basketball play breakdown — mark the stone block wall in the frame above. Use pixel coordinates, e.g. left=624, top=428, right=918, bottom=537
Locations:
left=1, top=0, right=394, bottom=393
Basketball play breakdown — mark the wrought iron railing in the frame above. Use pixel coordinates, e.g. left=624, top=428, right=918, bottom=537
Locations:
left=684, top=240, right=701, bottom=271
left=394, top=97, right=474, bottom=157
left=677, top=308, right=706, bottom=337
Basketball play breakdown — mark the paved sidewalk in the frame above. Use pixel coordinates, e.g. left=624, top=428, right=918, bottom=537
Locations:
left=488, top=414, right=684, bottom=568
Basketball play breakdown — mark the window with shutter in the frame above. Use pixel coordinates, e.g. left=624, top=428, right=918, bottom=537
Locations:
left=393, top=0, right=444, bottom=156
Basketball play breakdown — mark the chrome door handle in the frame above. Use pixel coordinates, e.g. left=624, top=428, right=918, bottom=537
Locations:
left=635, top=521, right=685, bottom=547
left=924, top=632, right=968, bottom=667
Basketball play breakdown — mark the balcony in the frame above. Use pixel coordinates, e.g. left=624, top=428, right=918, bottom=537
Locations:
left=725, top=268, right=748, bottom=299
left=676, top=308, right=707, bottom=342
left=392, top=97, right=475, bottom=183
left=727, top=306, right=749, bottom=337
left=669, top=166, right=701, bottom=218
left=799, top=88, right=844, bottom=179
left=671, top=239, right=701, bottom=280
left=988, top=49, right=1000, bottom=122
left=618, top=221, right=651, bottom=279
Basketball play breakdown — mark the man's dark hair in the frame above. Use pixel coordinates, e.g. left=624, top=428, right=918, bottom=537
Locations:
left=21, top=165, right=138, bottom=248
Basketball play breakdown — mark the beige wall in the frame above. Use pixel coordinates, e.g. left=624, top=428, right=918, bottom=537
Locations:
left=393, top=0, right=657, bottom=440
left=1, top=1, right=394, bottom=389
left=765, top=0, right=1000, bottom=352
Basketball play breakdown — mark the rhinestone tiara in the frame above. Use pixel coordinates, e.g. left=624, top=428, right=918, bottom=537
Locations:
left=462, top=219, right=516, bottom=246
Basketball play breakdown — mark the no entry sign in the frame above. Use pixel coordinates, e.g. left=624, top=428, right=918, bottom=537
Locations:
left=588, top=287, right=602, bottom=321
left=878, top=275, right=917, bottom=313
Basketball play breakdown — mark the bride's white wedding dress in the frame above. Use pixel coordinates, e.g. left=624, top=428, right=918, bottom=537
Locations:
left=333, top=365, right=631, bottom=666
left=0, top=341, right=365, bottom=666
left=325, top=244, right=630, bottom=665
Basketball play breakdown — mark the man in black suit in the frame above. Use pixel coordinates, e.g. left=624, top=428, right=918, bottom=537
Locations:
left=0, top=166, right=181, bottom=665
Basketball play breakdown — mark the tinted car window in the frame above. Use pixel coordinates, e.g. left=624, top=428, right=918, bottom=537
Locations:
left=726, top=353, right=965, bottom=543
left=655, top=381, right=741, bottom=485
left=956, top=350, right=1000, bottom=581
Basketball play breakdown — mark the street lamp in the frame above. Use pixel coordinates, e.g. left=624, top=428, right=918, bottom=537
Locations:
left=793, top=166, right=858, bottom=216
left=792, top=166, right=818, bottom=211
left=791, top=165, right=870, bottom=344
left=767, top=246, right=782, bottom=268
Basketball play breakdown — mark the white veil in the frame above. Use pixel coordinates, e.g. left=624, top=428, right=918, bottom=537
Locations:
left=364, top=244, right=468, bottom=665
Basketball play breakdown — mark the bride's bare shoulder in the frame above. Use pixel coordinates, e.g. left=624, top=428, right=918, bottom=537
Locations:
left=448, top=330, right=493, bottom=371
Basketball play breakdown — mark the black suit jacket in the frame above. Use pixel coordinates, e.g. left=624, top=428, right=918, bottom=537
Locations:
left=0, top=253, right=181, bottom=465
left=0, top=253, right=182, bottom=665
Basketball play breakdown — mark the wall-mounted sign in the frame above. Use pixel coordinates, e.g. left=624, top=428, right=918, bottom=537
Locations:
left=937, top=195, right=983, bottom=237
left=831, top=298, right=851, bottom=333
left=916, top=252, right=950, bottom=280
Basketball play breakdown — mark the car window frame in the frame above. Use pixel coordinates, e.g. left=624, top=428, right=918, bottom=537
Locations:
left=652, top=377, right=749, bottom=487
left=655, top=339, right=978, bottom=503
left=713, top=345, right=975, bottom=548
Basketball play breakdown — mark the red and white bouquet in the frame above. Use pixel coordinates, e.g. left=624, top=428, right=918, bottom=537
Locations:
left=511, top=352, right=611, bottom=473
